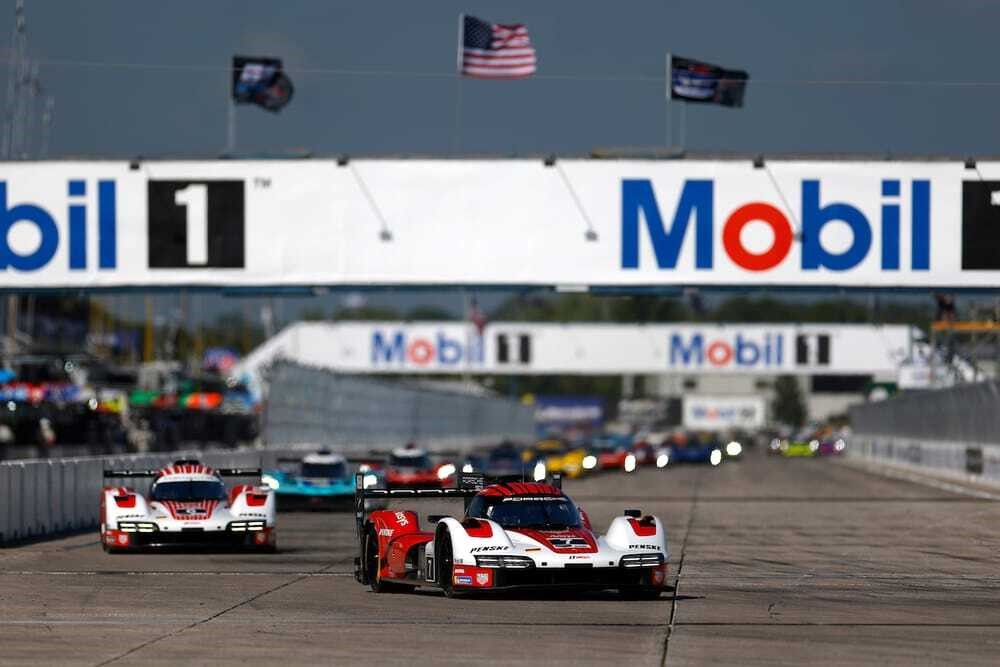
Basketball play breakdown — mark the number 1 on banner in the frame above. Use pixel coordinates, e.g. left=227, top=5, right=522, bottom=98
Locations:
left=174, top=185, right=208, bottom=265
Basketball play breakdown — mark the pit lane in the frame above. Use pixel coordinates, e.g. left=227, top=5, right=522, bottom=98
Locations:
left=2, top=450, right=1000, bottom=665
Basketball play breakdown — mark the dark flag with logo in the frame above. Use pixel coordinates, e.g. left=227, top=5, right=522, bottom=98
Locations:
left=670, top=55, right=748, bottom=108
left=232, top=56, right=294, bottom=112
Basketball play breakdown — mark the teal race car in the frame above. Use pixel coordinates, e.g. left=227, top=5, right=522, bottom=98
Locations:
left=263, top=450, right=381, bottom=510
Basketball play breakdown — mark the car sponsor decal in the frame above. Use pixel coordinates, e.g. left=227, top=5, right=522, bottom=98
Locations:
left=454, top=575, right=473, bottom=585
left=476, top=572, right=490, bottom=585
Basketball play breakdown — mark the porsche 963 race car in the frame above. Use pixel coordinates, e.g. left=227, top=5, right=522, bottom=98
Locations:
left=101, top=459, right=277, bottom=552
left=354, top=472, right=670, bottom=598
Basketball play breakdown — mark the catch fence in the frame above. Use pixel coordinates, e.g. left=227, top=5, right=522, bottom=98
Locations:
left=262, top=361, right=534, bottom=450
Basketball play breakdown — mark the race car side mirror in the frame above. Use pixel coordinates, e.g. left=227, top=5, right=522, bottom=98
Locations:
left=624, top=509, right=642, bottom=518
left=579, top=509, right=592, bottom=530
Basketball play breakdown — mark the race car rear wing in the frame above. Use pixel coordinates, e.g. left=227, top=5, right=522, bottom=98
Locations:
left=103, top=468, right=262, bottom=478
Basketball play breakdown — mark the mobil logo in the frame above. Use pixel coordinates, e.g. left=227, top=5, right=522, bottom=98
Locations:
left=621, top=178, right=930, bottom=272
left=371, top=329, right=484, bottom=367
left=0, top=179, right=116, bottom=271
left=669, top=331, right=783, bottom=369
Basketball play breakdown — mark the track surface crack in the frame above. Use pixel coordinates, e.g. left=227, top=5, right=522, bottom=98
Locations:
left=92, top=564, right=333, bottom=666
left=660, top=469, right=704, bottom=666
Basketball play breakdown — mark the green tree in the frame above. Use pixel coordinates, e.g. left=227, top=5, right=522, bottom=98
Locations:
left=771, top=375, right=807, bottom=428
left=333, top=305, right=401, bottom=321
left=405, top=305, right=456, bottom=321
left=301, top=307, right=327, bottom=321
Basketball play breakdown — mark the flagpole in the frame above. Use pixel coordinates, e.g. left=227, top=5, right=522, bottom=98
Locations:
left=665, top=52, right=672, bottom=149
left=226, top=96, right=236, bottom=155
left=679, top=101, right=687, bottom=151
left=453, top=13, right=464, bottom=155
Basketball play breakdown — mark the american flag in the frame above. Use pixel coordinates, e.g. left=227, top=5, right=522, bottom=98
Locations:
left=460, top=15, right=537, bottom=79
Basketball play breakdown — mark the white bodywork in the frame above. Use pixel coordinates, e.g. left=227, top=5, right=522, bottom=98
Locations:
left=101, top=470, right=276, bottom=548
left=426, top=515, right=669, bottom=570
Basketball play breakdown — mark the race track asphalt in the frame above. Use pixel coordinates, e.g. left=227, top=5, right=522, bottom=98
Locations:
left=2, top=450, right=1000, bottom=666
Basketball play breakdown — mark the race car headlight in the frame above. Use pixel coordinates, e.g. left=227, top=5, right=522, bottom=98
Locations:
left=362, top=473, right=378, bottom=489
left=461, top=462, right=474, bottom=473
left=475, top=555, right=535, bottom=568
left=710, top=449, right=723, bottom=466
left=656, top=453, right=670, bottom=468
left=533, top=461, right=547, bottom=482
left=261, top=474, right=280, bottom=490
left=117, top=521, right=157, bottom=533
left=358, top=463, right=371, bottom=473
left=624, top=454, right=637, bottom=473
left=437, top=463, right=456, bottom=480
left=582, top=455, right=597, bottom=470
left=725, top=441, right=742, bottom=457
left=228, top=520, right=267, bottom=532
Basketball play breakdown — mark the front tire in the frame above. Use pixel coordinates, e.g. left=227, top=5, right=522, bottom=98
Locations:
left=436, top=528, right=460, bottom=598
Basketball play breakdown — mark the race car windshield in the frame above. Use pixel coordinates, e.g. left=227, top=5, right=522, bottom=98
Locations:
left=151, top=481, right=226, bottom=502
left=389, top=453, right=431, bottom=469
left=467, top=495, right=582, bottom=529
left=301, top=462, right=347, bottom=478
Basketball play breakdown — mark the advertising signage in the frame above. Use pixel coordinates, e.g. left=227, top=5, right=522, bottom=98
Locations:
left=237, top=321, right=913, bottom=377
left=1, top=159, right=995, bottom=289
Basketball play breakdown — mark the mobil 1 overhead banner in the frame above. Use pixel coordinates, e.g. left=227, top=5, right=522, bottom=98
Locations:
left=2, top=158, right=998, bottom=288
left=239, top=321, right=912, bottom=376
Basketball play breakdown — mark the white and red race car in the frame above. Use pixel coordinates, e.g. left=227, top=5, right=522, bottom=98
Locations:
left=101, top=459, right=276, bottom=552
left=354, top=473, right=669, bottom=598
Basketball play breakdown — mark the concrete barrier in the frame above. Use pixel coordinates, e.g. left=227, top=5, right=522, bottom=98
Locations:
left=849, top=434, right=1000, bottom=488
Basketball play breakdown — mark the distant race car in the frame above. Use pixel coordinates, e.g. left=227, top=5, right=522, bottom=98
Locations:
left=354, top=473, right=670, bottom=598
left=384, top=445, right=454, bottom=489
left=665, top=433, right=724, bottom=466
left=263, top=450, right=369, bottom=509
left=816, top=436, right=847, bottom=457
left=590, top=434, right=636, bottom=472
left=101, top=459, right=276, bottom=552
left=779, top=433, right=819, bottom=458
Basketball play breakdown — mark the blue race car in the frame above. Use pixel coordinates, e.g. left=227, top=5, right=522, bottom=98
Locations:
left=263, top=450, right=382, bottom=510
left=663, top=433, right=724, bottom=467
